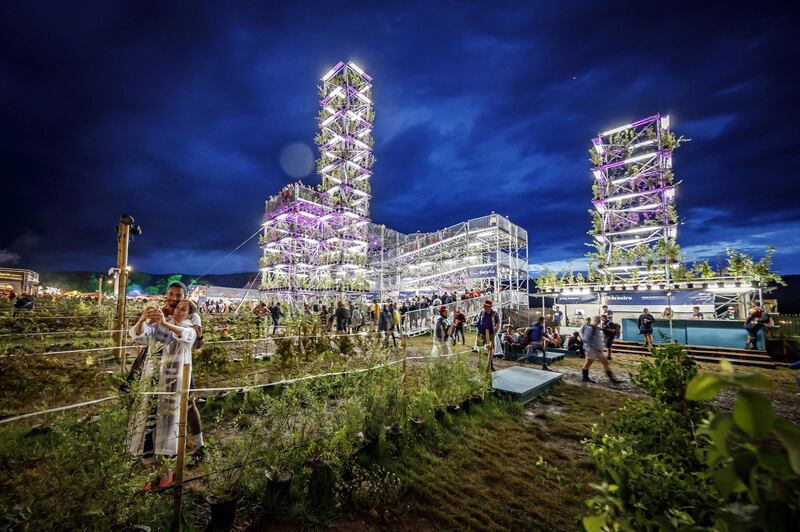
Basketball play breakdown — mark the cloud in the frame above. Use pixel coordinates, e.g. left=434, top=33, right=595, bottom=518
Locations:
left=0, top=249, right=21, bottom=265
left=1, top=0, right=799, bottom=276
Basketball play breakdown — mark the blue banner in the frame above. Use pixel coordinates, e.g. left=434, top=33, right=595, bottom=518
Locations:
left=555, top=293, right=599, bottom=305
left=606, top=290, right=713, bottom=306
left=468, top=265, right=497, bottom=279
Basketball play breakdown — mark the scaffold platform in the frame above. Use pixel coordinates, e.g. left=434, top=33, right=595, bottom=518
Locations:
left=492, top=366, right=563, bottom=404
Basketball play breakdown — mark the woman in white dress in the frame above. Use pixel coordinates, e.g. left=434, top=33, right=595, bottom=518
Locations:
left=129, top=300, right=197, bottom=458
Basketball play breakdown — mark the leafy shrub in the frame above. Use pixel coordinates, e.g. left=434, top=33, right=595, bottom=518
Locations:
left=0, top=401, right=170, bottom=530
left=632, top=343, right=698, bottom=408
left=685, top=363, right=800, bottom=530
left=194, top=344, right=230, bottom=370
left=583, top=343, right=717, bottom=530
left=338, top=463, right=403, bottom=514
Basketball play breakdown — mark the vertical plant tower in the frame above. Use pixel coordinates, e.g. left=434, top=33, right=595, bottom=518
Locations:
left=588, top=114, right=682, bottom=283
left=259, top=61, right=373, bottom=294
left=316, top=61, right=374, bottom=275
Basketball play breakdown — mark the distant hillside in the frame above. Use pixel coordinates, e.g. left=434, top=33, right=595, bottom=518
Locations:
left=39, top=271, right=256, bottom=294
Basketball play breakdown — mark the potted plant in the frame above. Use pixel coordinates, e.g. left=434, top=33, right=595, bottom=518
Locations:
left=205, top=444, right=244, bottom=531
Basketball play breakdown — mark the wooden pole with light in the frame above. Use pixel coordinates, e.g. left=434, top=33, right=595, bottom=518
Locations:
left=113, top=214, right=141, bottom=374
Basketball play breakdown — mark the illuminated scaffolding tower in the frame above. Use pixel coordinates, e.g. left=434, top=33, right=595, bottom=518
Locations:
left=589, top=114, right=679, bottom=281
left=259, top=61, right=374, bottom=294
left=367, top=214, right=529, bottom=308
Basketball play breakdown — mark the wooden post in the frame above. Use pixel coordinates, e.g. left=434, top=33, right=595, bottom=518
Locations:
left=114, top=221, right=131, bottom=373
left=484, top=330, right=493, bottom=373
left=172, top=363, right=191, bottom=531
left=401, top=333, right=408, bottom=387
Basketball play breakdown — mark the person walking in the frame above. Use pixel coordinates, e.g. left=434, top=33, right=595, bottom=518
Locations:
left=637, top=308, right=655, bottom=347
left=379, top=303, right=396, bottom=347
left=566, top=331, right=584, bottom=356
left=351, top=306, right=363, bottom=333
left=432, top=305, right=452, bottom=357
left=392, top=303, right=402, bottom=334
left=744, top=304, right=771, bottom=350
left=270, top=302, right=283, bottom=334
left=476, top=300, right=500, bottom=370
left=452, top=307, right=466, bottom=345
left=335, top=301, right=349, bottom=333
left=582, top=316, right=621, bottom=383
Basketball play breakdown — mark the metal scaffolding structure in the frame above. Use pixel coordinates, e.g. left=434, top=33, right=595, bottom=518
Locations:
left=258, top=61, right=530, bottom=308
left=259, top=61, right=374, bottom=295
left=589, top=114, right=678, bottom=281
left=367, top=214, right=529, bottom=307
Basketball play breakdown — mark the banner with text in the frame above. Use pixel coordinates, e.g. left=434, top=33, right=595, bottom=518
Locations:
left=467, top=265, right=498, bottom=279
left=606, top=290, right=714, bottom=307
left=555, top=293, right=600, bottom=305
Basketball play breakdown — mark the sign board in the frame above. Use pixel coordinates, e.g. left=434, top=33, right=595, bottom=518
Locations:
left=606, top=290, right=713, bottom=307
left=467, top=265, right=497, bottom=279
left=555, top=293, right=599, bottom=305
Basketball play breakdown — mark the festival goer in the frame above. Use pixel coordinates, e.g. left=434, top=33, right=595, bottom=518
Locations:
left=601, top=305, right=613, bottom=321
left=601, top=314, right=616, bottom=361
left=638, top=308, right=655, bottom=347
left=692, top=306, right=704, bottom=319
left=379, top=303, right=396, bottom=347
left=744, top=304, right=771, bottom=350
left=566, top=331, right=584, bottom=356
left=582, top=316, right=621, bottom=383
left=546, top=327, right=562, bottom=348
left=475, top=300, right=500, bottom=369
left=351, top=306, right=363, bottom=333
left=11, top=293, right=34, bottom=316
left=522, top=316, right=551, bottom=370
left=552, top=305, right=563, bottom=334
left=371, top=299, right=380, bottom=332
left=723, top=306, right=737, bottom=320
left=270, top=302, right=282, bottom=334
left=129, top=300, right=197, bottom=476
left=159, top=282, right=204, bottom=456
left=392, top=303, right=402, bottom=334
left=501, top=325, right=520, bottom=360
left=335, top=301, right=349, bottom=333
left=452, top=307, right=466, bottom=345
left=433, top=305, right=452, bottom=356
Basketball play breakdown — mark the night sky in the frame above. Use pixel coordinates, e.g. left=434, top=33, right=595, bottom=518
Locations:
left=2, top=1, right=799, bottom=276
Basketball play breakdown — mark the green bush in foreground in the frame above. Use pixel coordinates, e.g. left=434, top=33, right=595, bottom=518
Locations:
left=583, top=347, right=800, bottom=531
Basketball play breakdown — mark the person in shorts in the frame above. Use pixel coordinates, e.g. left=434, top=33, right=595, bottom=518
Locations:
left=582, top=316, right=621, bottom=383
left=552, top=305, right=563, bottom=334
left=601, top=314, right=616, bottom=361
left=637, top=308, right=655, bottom=347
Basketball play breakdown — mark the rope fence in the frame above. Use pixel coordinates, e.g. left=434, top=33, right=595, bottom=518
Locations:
left=0, top=344, right=477, bottom=426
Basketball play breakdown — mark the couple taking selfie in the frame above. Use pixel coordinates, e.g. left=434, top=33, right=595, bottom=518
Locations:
left=126, top=282, right=204, bottom=488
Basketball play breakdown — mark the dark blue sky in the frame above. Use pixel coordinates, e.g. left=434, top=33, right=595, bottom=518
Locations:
left=1, top=1, right=799, bottom=275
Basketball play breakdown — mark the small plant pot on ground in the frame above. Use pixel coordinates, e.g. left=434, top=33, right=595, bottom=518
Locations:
left=307, top=457, right=337, bottom=509
left=265, top=468, right=293, bottom=500
left=385, top=424, right=403, bottom=437
left=207, top=496, right=238, bottom=531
